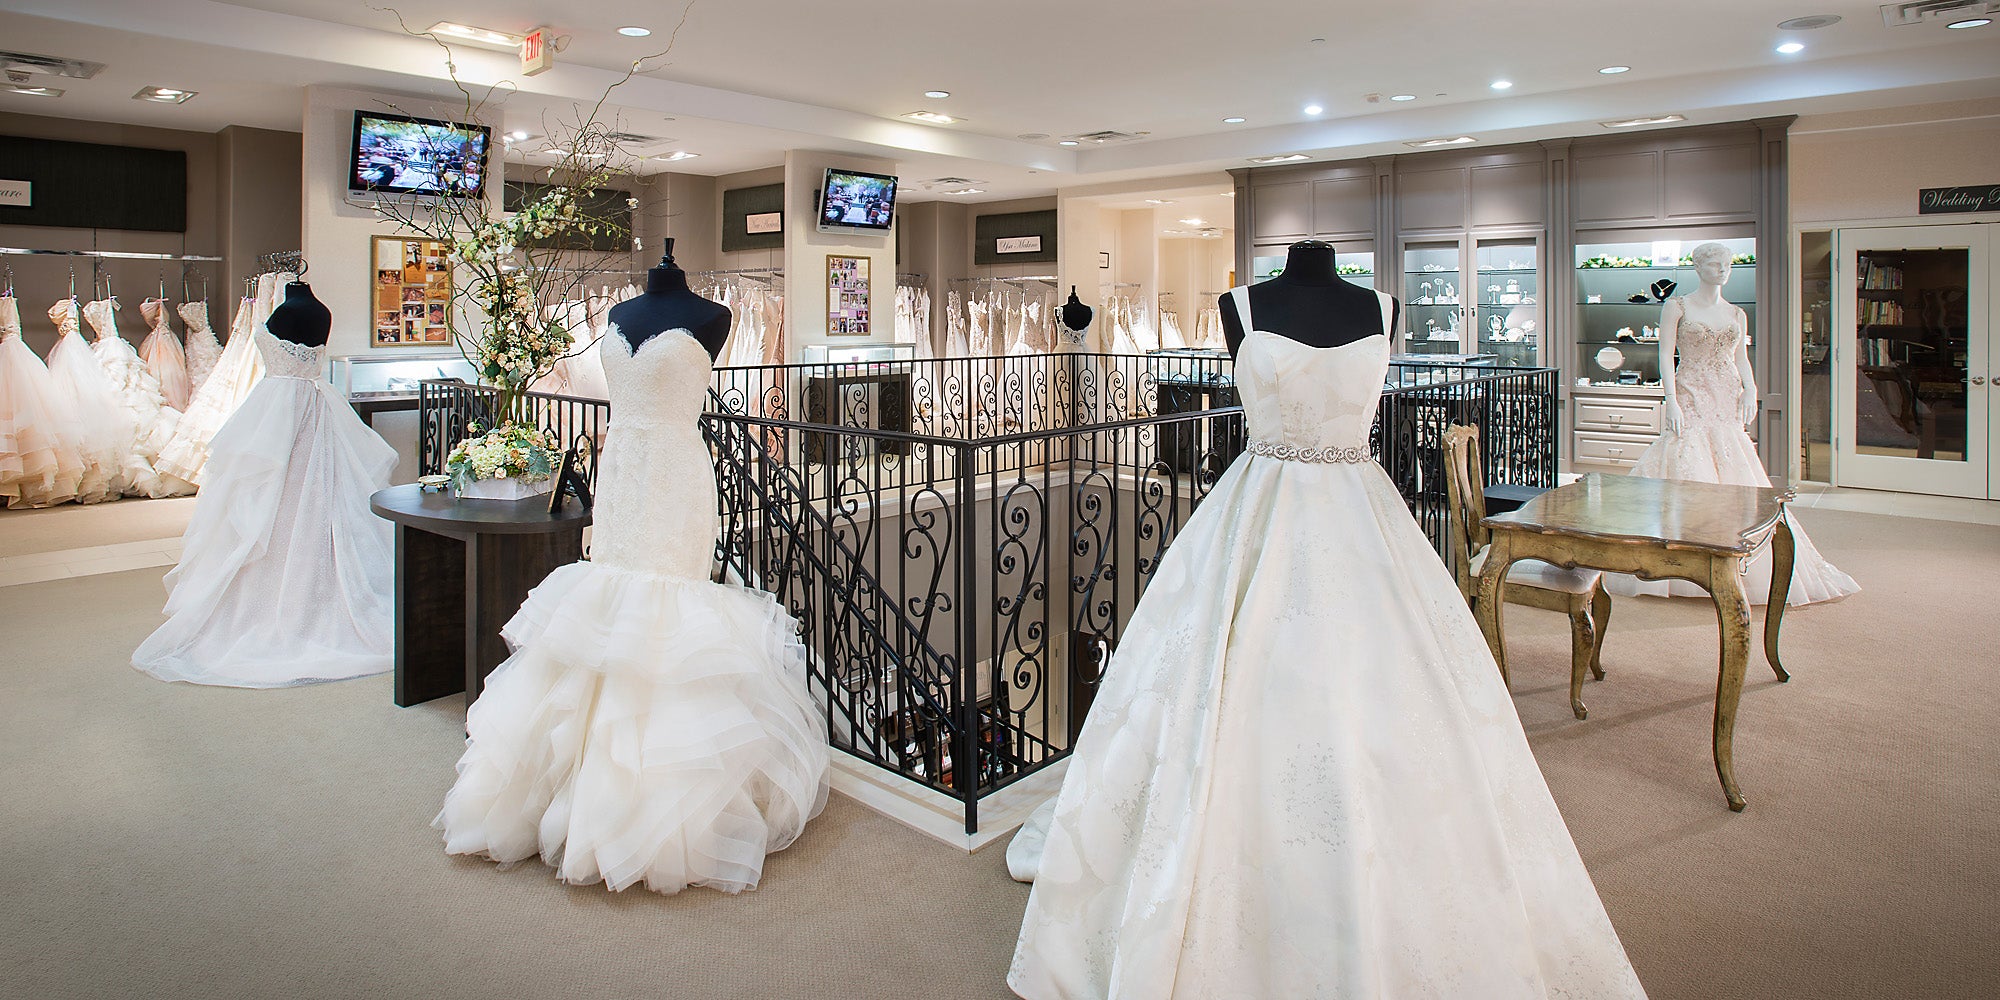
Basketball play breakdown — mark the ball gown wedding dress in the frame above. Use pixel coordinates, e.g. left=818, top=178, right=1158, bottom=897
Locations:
left=139, top=298, right=191, bottom=411
left=132, top=324, right=395, bottom=687
left=1604, top=298, right=1858, bottom=606
left=83, top=298, right=190, bottom=498
left=42, top=299, right=127, bottom=503
left=155, top=295, right=265, bottom=486
left=0, top=295, right=84, bottom=507
left=178, top=300, right=222, bottom=395
left=436, top=327, right=829, bottom=895
left=1006, top=287, right=1645, bottom=999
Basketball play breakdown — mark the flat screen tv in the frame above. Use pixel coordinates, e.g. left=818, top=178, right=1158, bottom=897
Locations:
left=349, top=110, right=491, bottom=198
left=818, top=168, right=898, bottom=232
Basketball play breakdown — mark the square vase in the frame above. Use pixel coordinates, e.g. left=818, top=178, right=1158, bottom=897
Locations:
left=455, top=476, right=555, bottom=501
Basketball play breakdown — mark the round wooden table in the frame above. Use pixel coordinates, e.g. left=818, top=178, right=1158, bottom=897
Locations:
left=370, top=484, right=591, bottom=708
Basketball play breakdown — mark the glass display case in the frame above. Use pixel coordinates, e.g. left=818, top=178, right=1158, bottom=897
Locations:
left=799, top=343, right=916, bottom=365
left=1574, top=235, right=1757, bottom=388
left=1473, top=238, right=1540, bottom=368
left=1402, top=242, right=1463, bottom=356
left=1401, top=237, right=1541, bottom=365
left=327, top=352, right=476, bottom=397
left=1251, top=241, right=1374, bottom=285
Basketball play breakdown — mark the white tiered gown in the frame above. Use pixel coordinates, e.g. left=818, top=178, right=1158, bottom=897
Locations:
left=132, top=326, right=395, bottom=686
left=436, top=327, right=829, bottom=895
left=0, top=295, right=85, bottom=507
left=1007, top=287, right=1646, bottom=999
left=83, top=298, right=190, bottom=498
left=1604, top=301, right=1858, bottom=606
left=139, top=298, right=192, bottom=411
left=42, top=299, right=127, bottom=503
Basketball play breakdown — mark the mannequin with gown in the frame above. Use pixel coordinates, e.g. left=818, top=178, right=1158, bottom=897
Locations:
left=436, top=242, right=828, bottom=894
left=1005, top=240, right=1645, bottom=999
left=156, top=290, right=267, bottom=485
left=42, top=298, right=126, bottom=503
left=1605, top=242, right=1858, bottom=606
left=1056, top=287, right=1091, bottom=352
left=139, top=297, right=192, bottom=410
left=0, top=293, right=85, bottom=507
left=133, top=278, right=396, bottom=687
left=83, top=297, right=189, bottom=498
left=179, top=299, right=222, bottom=394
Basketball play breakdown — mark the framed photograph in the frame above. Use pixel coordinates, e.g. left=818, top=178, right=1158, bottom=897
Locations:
left=371, top=235, right=451, bottom=348
left=826, top=254, right=870, bottom=337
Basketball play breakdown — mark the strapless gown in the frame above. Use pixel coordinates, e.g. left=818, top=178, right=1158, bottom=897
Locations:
left=139, top=298, right=192, bottom=411
left=0, top=295, right=84, bottom=507
left=435, top=328, right=829, bottom=895
left=1604, top=300, right=1858, bottom=606
left=83, top=298, right=189, bottom=498
left=1006, top=287, right=1646, bottom=999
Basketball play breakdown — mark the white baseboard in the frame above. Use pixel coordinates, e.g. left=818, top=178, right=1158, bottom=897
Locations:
left=830, top=754, right=1067, bottom=854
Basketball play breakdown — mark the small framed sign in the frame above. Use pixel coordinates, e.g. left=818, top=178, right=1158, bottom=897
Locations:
left=370, top=234, right=454, bottom=348
left=1919, top=185, right=2000, bottom=215
left=1098, top=251, right=1111, bottom=269
left=745, top=211, right=782, bottom=234
left=0, top=180, right=29, bottom=207
left=827, top=254, right=871, bottom=337
left=997, top=236, right=1042, bottom=254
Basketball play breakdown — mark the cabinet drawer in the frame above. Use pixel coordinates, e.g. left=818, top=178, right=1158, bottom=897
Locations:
left=1575, top=399, right=1661, bottom=433
left=1574, top=431, right=1655, bottom=466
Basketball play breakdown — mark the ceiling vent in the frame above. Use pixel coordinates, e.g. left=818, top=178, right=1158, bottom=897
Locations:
left=601, top=131, right=673, bottom=149
left=0, top=50, right=105, bottom=80
left=1064, top=130, right=1147, bottom=145
left=1879, top=1, right=1999, bottom=26
left=924, top=176, right=984, bottom=186
left=1778, top=14, right=1843, bottom=30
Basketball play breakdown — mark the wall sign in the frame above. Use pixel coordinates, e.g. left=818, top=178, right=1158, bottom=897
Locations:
left=1919, top=185, right=2000, bottom=215
left=996, top=236, right=1042, bottom=254
left=827, top=254, right=871, bottom=337
left=745, top=212, right=782, bottom=235
left=520, top=27, right=554, bottom=76
left=0, top=180, right=29, bottom=207
left=0, top=136, right=187, bottom=232
left=371, top=234, right=454, bottom=348
left=722, top=183, right=785, bottom=252
left=974, top=209, right=1057, bottom=265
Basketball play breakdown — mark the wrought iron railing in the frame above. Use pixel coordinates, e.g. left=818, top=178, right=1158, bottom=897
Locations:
left=416, top=353, right=1558, bottom=833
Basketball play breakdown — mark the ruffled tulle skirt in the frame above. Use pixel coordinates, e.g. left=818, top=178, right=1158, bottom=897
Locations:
left=1008, top=456, right=1645, bottom=999
left=436, top=562, right=830, bottom=895
left=156, top=317, right=264, bottom=486
left=1605, top=422, right=1858, bottom=606
left=0, top=336, right=85, bottom=508
left=133, top=377, right=395, bottom=686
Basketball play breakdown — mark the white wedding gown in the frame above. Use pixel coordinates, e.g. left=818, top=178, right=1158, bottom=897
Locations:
left=1007, top=287, right=1645, bottom=999
left=42, top=299, right=127, bottom=503
left=133, top=325, right=396, bottom=687
left=0, top=295, right=85, bottom=507
left=1604, top=299, right=1858, bottom=606
left=155, top=295, right=266, bottom=486
left=436, top=327, right=829, bottom=895
left=179, top=300, right=222, bottom=395
left=83, top=299, right=190, bottom=498
left=139, top=298, right=192, bottom=411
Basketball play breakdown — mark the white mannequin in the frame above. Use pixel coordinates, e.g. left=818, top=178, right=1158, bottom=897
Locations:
left=1659, top=242, right=1757, bottom=434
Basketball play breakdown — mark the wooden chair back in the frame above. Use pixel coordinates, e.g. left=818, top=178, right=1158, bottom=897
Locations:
left=1441, top=424, right=1489, bottom=599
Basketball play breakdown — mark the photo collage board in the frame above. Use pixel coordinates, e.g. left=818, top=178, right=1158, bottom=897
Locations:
left=371, top=234, right=454, bottom=347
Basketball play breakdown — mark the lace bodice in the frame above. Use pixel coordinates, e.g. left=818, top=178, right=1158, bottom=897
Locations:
left=81, top=299, right=119, bottom=341
left=589, top=326, right=720, bottom=579
left=1669, top=298, right=1749, bottom=428
left=1230, top=286, right=1393, bottom=460
left=176, top=301, right=212, bottom=336
left=0, top=296, right=19, bottom=338
left=253, top=326, right=326, bottom=380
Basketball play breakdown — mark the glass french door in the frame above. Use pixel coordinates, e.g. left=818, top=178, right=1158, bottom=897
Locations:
left=1832, top=225, right=1993, bottom=497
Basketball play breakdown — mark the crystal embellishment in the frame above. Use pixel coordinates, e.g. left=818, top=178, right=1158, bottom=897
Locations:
left=1247, top=440, right=1372, bottom=464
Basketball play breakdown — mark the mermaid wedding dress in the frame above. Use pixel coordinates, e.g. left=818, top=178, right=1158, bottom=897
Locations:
left=42, top=299, right=126, bottom=503
left=1007, top=287, right=1645, bottom=999
left=179, top=300, right=222, bottom=394
left=1604, top=299, right=1858, bottom=606
left=139, top=298, right=191, bottom=411
left=133, top=325, right=395, bottom=686
left=0, top=295, right=84, bottom=507
left=84, top=298, right=189, bottom=498
left=436, top=327, right=829, bottom=895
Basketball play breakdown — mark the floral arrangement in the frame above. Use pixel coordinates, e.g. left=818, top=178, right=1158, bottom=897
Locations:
left=1581, top=251, right=1757, bottom=269
left=1336, top=263, right=1371, bottom=275
left=447, top=421, right=558, bottom=491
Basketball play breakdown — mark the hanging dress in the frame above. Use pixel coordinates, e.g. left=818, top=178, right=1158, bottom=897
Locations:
left=139, top=298, right=192, bottom=410
left=42, top=299, right=126, bottom=503
left=0, top=295, right=85, bottom=508
left=155, top=296, right=266, bottom=486
left=179, top=300, right=222, bottom=394
left=83, top=298, right=190, bottom=498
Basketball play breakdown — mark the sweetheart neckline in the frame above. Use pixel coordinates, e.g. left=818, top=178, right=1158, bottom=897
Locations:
left=603, top=322, right=715, bottom=369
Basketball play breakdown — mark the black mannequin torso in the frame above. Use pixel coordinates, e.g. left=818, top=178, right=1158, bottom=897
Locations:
left=1219, top=241, right=1399, bottom=357
left=265, top=282, right=332, bottom=347
left=1060, top=286, right=1093, bottom=333
left=607, top=242, right=731, bottom=360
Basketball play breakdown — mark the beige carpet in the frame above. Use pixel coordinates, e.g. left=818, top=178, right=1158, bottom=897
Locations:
left=0, top=506, right=1994, bottom=999
left=0, top=496, right=197, bottom=557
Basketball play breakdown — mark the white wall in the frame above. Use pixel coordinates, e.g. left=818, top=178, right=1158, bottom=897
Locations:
left=783, top=150, right=898, bottom=357
left=1791, top=98, right=2000, bottom=225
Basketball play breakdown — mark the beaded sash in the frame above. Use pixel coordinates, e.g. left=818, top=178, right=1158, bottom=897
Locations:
left=1246, top=440, right=1372, bottom=464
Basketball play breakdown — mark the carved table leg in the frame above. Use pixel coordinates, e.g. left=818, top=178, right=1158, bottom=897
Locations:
left=1589, top=586, right=1610, bottom=681
left=1709, top=554, right=1754, bottom=812
left=1475, top=534, right=1515, bottom=687
left=1765, top=515, right=1794, bottom=682
left=1568, top=602, right=1594, bottom=720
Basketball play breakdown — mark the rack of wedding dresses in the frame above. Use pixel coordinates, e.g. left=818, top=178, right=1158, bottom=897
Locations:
left=948, top=277, right=1059, bottom=356
left=1156, top=293, right=1192, bottom=350
left=528, top=279, right=640, bottom=401
left=692, top=269, right=787, bottom=368
left=154, top=267, right=294, bottom=488
left=0, top=248, right=251, bottom=507
left=894, top=274, right=934, bottom=359
left=1190, top=293, right=1227, bottom=350
left=1099, top=286, right=1155, bottom=354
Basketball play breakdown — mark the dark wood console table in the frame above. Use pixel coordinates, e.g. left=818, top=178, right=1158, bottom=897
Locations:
left=369, top=484, right=591, bottom=708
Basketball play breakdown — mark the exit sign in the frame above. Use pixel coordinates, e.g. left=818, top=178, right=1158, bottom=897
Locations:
left=520, top=27, right=553, bottom=76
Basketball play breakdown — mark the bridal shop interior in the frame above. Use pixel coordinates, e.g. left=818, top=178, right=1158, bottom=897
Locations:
left=2, top=2, right=1998, bottom=998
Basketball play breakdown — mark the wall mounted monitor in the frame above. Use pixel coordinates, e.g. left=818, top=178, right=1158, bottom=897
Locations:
left=349, top=110, right=491, bottom=198
left=817, top=168, right=898, bottom=232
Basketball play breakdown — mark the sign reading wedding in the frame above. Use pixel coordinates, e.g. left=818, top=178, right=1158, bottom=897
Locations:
left=827, top=254, right=870, bottom=337
left=371, top=234, right=454, bottom=347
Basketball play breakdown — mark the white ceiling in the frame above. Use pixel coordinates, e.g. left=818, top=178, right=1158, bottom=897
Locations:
left=2, top=0, right=1998, bottom=202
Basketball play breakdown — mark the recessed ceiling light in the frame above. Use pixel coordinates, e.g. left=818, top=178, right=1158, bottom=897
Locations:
left=1017, top=132, right=1049, bottom=140
left=506, top=129, right=530, bottom=141
left=1144, top=198, right=1175, bottom=205
left=426, top=21, right=523, bottom=48
left=1600, top=114, right=1686, bottom=128
left=1405, top=135, right=1477, bottom=148
left=923, top=90, right=952, bottom=99
left=655, top=151, right=699, bottom=161
left=1, top=83, right=64, bottom=98
left=1390, top=94, right=1417, bottom=102
left=1309, top=37, right=1325, bottom=43
left=1220, top=191, right=1235, bottom=198
left=1222, top=117, right=1247, bottom=124
left=1179, top=217, right=1205, bottom=225
left=1247, top=153, right=1310, bottom=164
left=1058, top=139, right=1080, bottom=146
left=1598, top=65, right=1631, bottom=75
left=1490, top=80, right=1513, bottom=91
left=943, top=187, right=984, bottom=195
left=1947, top=17, right=1991, bottom=28
left=133, top=86, right=196, bottom=104
left=1303, top=104, right=1324, bottom=115
left=902, top=111, right=960, bottom=125
left=1775, top=41, right=1805, bottom=54
left=1777, top=15, right=1841, bottom=30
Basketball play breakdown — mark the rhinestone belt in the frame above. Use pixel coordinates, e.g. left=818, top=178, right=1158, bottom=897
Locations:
left=1247, top=440, right=1372, bottom=464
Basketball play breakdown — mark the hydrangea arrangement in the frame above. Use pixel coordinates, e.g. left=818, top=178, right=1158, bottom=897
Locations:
left=446, top=421, right=558, bottom=492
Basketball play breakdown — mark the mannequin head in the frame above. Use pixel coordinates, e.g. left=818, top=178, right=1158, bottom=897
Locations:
left=1689, top=242, right=1732, bottom=289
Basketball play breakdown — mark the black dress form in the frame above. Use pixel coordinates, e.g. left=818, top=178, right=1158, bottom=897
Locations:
left=1219, top=241, right=1399, bottom=357
left=608, top=240, right=731, bottom=360
left=265, top=282, right=332, bottom=347
left=1060, top=286, right=1093, bottom=333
